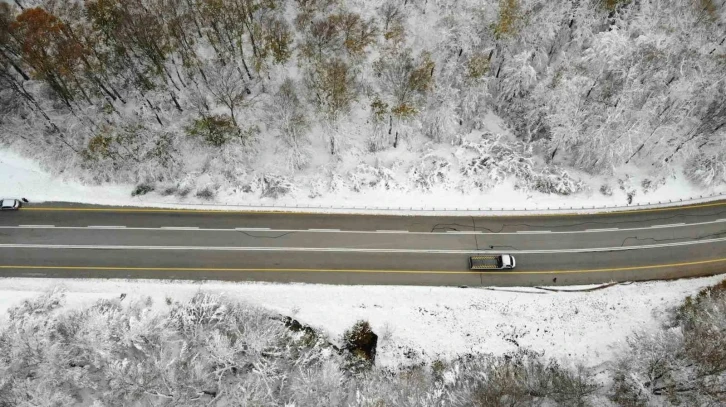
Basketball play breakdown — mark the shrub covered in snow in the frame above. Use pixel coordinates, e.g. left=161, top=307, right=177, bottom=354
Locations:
left=309, top=168, right=351, bottom=198
left=79, top=123, right=182, bottom=185
left=409, top=154, right=452, bottom=191
left=610, top=279, right=726, bottom=406
left=195, top=186, right=216, bottom=200
left=456, top=134, right=585, bottom=195
left=422, top=98, right=460, bottom=144
left=456, top=134, right=535, bottom=191
left=684, top=152, right=726, bottom=187
left=348, top=164, right=398, bottom=192
left=260, top=174, right=295, bottom=198
left=185, top=115, right=240, bottom=147
left=131, top=183, right=155, bottom=197
left=519, top=168, right=587, bottom=196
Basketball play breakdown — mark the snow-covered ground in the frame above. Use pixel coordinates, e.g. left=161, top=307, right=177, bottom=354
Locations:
left=2, top=147, right=725, bottom=213
left=0, top=148, right=132, bottom=205
left=1, top=276, right=722, bottom=369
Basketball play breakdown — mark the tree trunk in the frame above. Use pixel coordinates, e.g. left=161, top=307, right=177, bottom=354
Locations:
left=171, top=91, right=183, bottom=112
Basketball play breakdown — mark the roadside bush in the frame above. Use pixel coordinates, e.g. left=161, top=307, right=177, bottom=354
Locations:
left=342, top=320, right=378, bottom=374
left=160, top=185, right=178, bottom=196
left=131, top=183, right=154, bottom=196
left=684, top=152, right=726, bottom=187
left=448, top=350, right=598, bottom=407
left=522, top=168, right=586, bottom=196
left=186, top=115, right=239, bottom=147
left=348, top=164, right=398, bottom=192
left=409, top=154, right=451, bottom=191
left=613, top=278, right=726, bottom=406
left=261, top=174, right=294, bottom=198
left=195, top=186, right=215, bottom=200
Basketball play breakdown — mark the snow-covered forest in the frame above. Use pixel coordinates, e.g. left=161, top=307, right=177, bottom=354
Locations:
left=2, top=280, right=726, bottom=406
left=0, top=0, right=724, bottom=203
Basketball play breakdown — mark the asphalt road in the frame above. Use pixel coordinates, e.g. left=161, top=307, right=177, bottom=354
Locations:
left=1, top=201, right=725, bottom=286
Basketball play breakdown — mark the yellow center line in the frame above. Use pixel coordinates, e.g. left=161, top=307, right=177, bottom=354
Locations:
left=19, top=199, right=726, bottom=217
left=1, top=257, right=725, bottom=275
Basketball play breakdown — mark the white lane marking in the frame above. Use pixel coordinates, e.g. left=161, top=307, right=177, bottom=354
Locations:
left=515, top=230, right=551, bottom=233
left=161, top=226, right=200, bottom=230
left=376, top=230, right=409, bottom=233
left=88, top=225, right=126, bottom=229
left=235, top=227, right=271, bottom=231
left=445, top=230, right=481, bottom=234
left=585, top=228, right=619, bottom=232
left=650, top=223, right=686, bottom=228
left=308, top=228, right=341, bottom=232
left=19, top=225, right=54, bottom=228
left=3, top=236, right=724, bottom=254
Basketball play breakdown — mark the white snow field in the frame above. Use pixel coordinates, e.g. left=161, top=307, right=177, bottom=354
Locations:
left=1, top=275, right=723, bottom=369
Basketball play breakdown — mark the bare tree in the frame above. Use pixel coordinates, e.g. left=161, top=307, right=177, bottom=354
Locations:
left=378, top=3, right=402, bottom=32
left=205, top=63, right=249, bottom=126
left=274, top=78, right=310, bottom=169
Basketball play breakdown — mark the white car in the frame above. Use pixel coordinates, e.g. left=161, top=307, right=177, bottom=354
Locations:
left=0, top=199, right=22, bottom=210
left=469, top=254, right=516, bottom=270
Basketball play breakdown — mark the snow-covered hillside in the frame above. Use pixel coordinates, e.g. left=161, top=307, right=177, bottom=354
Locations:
left=0, top=0, right=724, bottom=207
left=0, top=276, right=721, bottom=370
left=2, top=275, right=726, bottom=406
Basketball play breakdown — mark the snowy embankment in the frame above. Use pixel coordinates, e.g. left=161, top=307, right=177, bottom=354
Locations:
left=2, top=147, right=724, bottom=213
left=0, top=276, right=722, bottom=369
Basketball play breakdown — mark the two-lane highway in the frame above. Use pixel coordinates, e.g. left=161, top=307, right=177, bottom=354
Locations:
left=1, top=201, right=725, bottom=286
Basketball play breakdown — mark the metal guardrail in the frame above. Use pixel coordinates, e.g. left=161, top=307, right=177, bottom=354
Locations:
left=136, top=191, right=726, bottom=214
